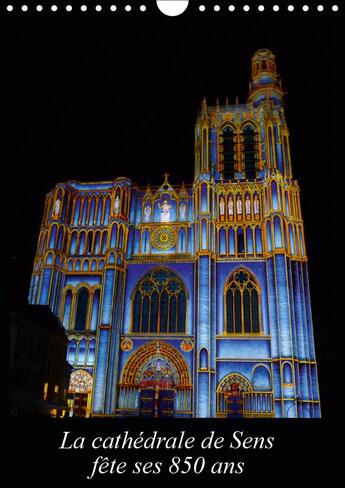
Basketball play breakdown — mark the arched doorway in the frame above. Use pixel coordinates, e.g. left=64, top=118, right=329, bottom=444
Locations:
left=216, top=373, right=252, bottom=418
left=118, top=341, right=192, bottom=418
left=68, top=369, right=93, bottom=417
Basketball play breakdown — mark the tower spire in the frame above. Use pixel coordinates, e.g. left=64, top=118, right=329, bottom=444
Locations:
left=201, top=96, right=208, bottom=114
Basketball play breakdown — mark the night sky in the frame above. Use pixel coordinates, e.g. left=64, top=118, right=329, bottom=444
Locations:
left=7, top=8, right=338, bottom=417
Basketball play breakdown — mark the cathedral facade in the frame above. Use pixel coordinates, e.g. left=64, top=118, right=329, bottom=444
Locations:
left=28, top=49, right=321, bottom=418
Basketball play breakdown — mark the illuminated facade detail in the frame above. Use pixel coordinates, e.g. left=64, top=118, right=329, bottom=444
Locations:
left=68, top=369, right=93, bottom=417
left=131, top=268, right=187, bottom=334
left=151, top=226, right=176, bottom=250
left=29, top=49, right=320, bottom=418
left=224, top=269, right=261, bottom=334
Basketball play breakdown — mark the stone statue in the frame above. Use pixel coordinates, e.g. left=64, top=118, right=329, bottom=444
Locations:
left=228, top=196, right=234, bottom=216
left=254, top=194, right=260, bottom=215
left=114, top=195, right=120, bottom=214
left=236, top=195, right=242, bottom=214
left=144, top=204, right=151, bottom=222
left=54, top=197, right=61, bottom=216
left=179, top=202, right=187, bottom=220
left=245, top=194, right=251, bottom=215
left=219, top=196, right=225, bottom=216
left=159, top=199, right=172, bottom=222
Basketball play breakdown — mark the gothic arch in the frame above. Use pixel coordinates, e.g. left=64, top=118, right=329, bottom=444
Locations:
left=130, top=266, right=189, bottom=300
left=120, top=340, right=191, bottom=387
left=224, top=267, right=262, bottom=334
left=240, top=120, right=258, bottom=132
left=221, top=122, right=236, bottom=132
left=225, top=265, right=260, bottom=290
left=252, top=364, right=272, bottom=390
left=130, top=266, right=188, bottom=334
left=217, top=372, right=253, bottom=393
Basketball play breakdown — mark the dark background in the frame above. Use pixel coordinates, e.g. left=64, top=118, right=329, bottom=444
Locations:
left=5, top=2, right=339, bottom=481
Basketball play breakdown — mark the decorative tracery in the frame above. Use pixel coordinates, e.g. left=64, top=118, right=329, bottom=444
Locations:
left=225, top=269, right=261, bottom=334
left=69, top=369, right=93, bottom=394
left=217, top=373, right=253, bottom=393
left=132, top=268, right=187, bottom=334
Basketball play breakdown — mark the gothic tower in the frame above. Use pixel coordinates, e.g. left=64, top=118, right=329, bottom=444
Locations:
left=29, top=49, right=320, bottom=418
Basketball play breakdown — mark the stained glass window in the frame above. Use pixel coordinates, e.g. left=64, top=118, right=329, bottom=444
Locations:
left=225, top=269, right=261, bottom=334
left=75, top=288, right=89, bottom=331
left=243, top=125, right=257, bottom=179
left=69, top=369, right=93, bottom=394
left=131, top=268, right=187, bottom=334
left=222, top=126, right=235, bottom=180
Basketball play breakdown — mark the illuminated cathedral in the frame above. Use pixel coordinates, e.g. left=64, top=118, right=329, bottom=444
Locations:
left=29, top=49, right=321, bottom=418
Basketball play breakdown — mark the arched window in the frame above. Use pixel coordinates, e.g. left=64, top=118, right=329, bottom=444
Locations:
left=49, top=225, right=57, bottom=249
left=81, top=198, right=88, bottom=225
left=283, top=362, right=293, bottom=384
left=104, top=196, right=111, bottom=225
left=67, top=339, right=76, bottom=364
left=111, top=224, right=118, bottom=248
left=274, top=216, right=283, bottom=248
left=74, top=288, right=89, bottom=331
left=77, top=338, right=86, bottom=365
left=131, top=268, right=187, bottom=334
left=68, top=231, right=75, bottom=255
left=86, top=232, right=93, bottom=254
left=266, top=221, right=272, bottom=252
left=57, top=227, right=64, bottom=250
left=89, top=197, right=96, bottom=225
left=222, top=126, right=235, bottom=180
left=200, top=348, right=208, bottom=369
left=242, top=125, right=258, bottom=179
left=87, top=339, right=96, bottom=365
left=101, top=231, right=108, bottom=254
left=73, top=197, right=81, bottom=226
left=94, top=231, right=101, bottom=254
left=78, top=231, right=86, bottom=255
left=62, top=289, right=72, bottom=329
left=90, top=289, right=100, bottom=331
left=237, top=228, right=245, bottom=254
left=225, top=269, right=261, bottom=334
left=255, top=227, right=263, bottom=254
left=246, top=227, right=253, bottom=254
left=96, top=197, right=103, bottom=225
left=271, top=181, right=279, bottom=210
